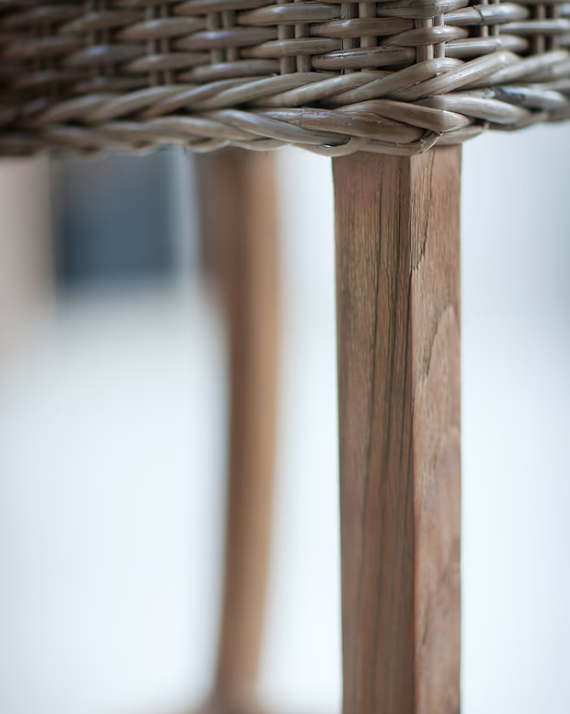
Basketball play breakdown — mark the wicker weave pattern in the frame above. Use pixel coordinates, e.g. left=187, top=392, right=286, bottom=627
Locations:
left=1, top=0, right=570, bottom=155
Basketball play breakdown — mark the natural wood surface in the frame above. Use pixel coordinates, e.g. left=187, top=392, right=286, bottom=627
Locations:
left=198, top=149, right=279, bottom=713
left=0, top=158, right=52, bottom=361
left=333, top=147, right=462, bottom=714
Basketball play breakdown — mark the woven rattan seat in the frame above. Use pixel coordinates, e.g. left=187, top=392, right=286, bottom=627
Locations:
left=2, top=0, right=570, bottom=156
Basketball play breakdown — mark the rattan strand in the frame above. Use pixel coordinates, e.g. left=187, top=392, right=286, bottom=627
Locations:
left=2, top=0, right=570, bottom=155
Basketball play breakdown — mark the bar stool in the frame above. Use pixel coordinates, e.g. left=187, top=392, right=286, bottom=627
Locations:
left=2, top=1, right=568, bottom=712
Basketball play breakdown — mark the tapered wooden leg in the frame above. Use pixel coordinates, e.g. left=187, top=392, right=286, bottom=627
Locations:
left=333, top=148, right=462, bottom=714
left=198, top=150, right=279, bottom=713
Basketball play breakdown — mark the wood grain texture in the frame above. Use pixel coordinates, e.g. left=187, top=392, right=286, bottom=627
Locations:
left=198, top=149, right=279, bottom=712
left=333, top=147, right=461, bottom=714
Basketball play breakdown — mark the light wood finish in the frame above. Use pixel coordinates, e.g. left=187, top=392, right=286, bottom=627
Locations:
left=198, top=149, right=279, bottom=713
left=333, top=147, right=462, bottom=714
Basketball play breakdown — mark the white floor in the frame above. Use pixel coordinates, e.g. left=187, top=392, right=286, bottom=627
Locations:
left=0, top=284, right=228, bottom=714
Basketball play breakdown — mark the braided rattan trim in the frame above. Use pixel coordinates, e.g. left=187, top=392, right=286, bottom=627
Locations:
left=2, top=0, right=570, bottom=156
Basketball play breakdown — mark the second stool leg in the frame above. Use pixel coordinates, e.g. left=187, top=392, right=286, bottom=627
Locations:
left=333, top=148, right=462, bottom=714
left=198, top=149, right=279, bottom=714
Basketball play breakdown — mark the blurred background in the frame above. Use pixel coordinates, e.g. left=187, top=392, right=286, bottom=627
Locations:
left=0, top=130, right=569, bottom=714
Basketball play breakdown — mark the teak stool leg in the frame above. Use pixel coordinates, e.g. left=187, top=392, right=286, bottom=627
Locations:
left=333, top=147, right=462, bottom=714
left=198, top=150, right=279, bottom=713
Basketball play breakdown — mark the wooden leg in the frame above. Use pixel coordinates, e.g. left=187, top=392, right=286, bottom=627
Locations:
left=333, top=148, right=462, bottom=714
left=198, top=150, right=279, bottom=714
